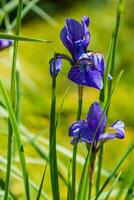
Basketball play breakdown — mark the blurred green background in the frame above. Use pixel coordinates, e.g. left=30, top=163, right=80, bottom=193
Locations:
left=0, top=0, right=134, bottom=199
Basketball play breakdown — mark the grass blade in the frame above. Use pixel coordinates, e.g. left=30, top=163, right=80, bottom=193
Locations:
left=67, top=160, right=72, bottom=200
left=124, top=177, right=134, bottom=200
left=94, top=143, right=134, bottom=200
left=25, top=1, right=58, bottom=27
left=0, top=80, right=30, bottom=200
left=36, top=167, right=47, bottom=200
left=0, top=32, right=50, bottom=43
left=104, top=171, right=121, bottom=200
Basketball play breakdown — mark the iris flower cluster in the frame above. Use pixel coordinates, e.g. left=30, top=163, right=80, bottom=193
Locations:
left=49, top=16, right=125, bottom=149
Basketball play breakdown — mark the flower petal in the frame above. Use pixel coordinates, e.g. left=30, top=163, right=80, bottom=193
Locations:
left=0, top=39, right=12, bottom=50
left=81, top=16, right=90, bottom=48
left=49, top=58, right=62, bottom=77
left=68, top=65, right=103, bottom=89
left=86, top=102, right=106, bottom=142
left=68, top=120, right=95, bottom=144
left=60, top=17, right=90, bottom=59
left=69, top=120, right=89, bottom=139
left=88, top=53, right=105, bottom=77
left=60, top=27, right=74, bottom=55
left=66, top=18, right=83, bottom=42
left=99, top=120, right=125, bottom=141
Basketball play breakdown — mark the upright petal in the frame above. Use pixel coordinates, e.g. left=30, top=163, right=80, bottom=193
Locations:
left=49, top=58, right=62, bottom=77
left=60, top=17, right=90, bottom=59
left=81, top=16, right=90, bottom=49
left=60, top=27, right=74, bottom=55
left=66, top=18, right=83, bottom=42
left=86, top=102, right=106, bottom=142
left=68, top=65, right=103, bottom=89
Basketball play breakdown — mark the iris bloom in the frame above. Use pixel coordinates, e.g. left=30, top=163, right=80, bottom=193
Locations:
left=0, top=39, right=12, bottom=51
left=50, top=16, right=111, bottom=90
left=69, top=102, right=125, bottom=149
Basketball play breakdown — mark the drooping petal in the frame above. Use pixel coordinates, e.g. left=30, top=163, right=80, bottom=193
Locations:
left=68, top=120, right=89, bottom=141
left=99, top=120, right=125, bottom=141
left=50, top=58, right=62, bottom=77
left=99, top=132, right=124, bottom=141
left=68, top=65, right=103, bottom=89
left=110, top=120, right=125, bottom=137
left=0, top=39, right=12, bottom=50
left=86, top=102, right=106, bottom=142
left=88, top=53, right=105, bottom=77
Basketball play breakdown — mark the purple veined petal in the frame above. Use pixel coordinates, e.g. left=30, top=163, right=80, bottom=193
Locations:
left=0, top=39, right=12, bottom=50
left=110, top=120, right=125, bottom=137
left=68, top=120, right=89, bottom=140
left=99, top=120, right=125, bottom=141
left=86, top=102, right=106, bottom=141
left=49, top=58, right=62, bottom=77
left=68, top=120, right=95, bottom=144
left=82, top=16, right=90, bottom=27
left=110, top=120, right=125, bottom=130
left=99, top=132, right=125, bottom=141
left=73, top=40, right=87, bottom=60
left=88, top=53, right=105, bottom=77
left=68, top=65, right=103, bottom=89
left=66, top=18, right=83, bottom=43
left=60, top=27, right=74, bottom=55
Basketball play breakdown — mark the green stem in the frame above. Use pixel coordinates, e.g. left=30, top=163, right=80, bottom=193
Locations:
left=71, top=85, right=83, bottom=200
left=4, top=0, right=25, bottom=199
left=49, top=55, right=60, bottom=200
left=96, top=144, right=103, bottom=194
left=89, top=152, right=96, bottom=200
left=94, top=143, right=134, bottom=200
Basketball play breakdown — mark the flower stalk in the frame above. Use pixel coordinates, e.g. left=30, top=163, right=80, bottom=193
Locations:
left=71, top=85, right=83, bottom=200
left=49, top=54, right=60, bottom=200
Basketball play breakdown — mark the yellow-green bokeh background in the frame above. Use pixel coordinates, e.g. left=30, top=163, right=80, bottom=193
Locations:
left=0, top=0, right=134, bottom=199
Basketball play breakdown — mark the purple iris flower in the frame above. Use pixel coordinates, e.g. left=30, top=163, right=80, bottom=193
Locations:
left=0, top=39, right=12, bottom=51
left=60, top=16, right=90, bottom=60
left=69, top=102, right=125, bottom=149
left=50, top=16, right=111, bottom=90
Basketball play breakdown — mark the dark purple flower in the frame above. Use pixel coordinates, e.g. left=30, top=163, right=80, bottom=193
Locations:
left=69, top=102, right=125, bottom=148
left=60, top=16, right=90, bottom=60
left=49, top=16, right=112, bottom=89
left=68, top=52, right=105, bottom=89
left=0, top=39, right=12, bottom=51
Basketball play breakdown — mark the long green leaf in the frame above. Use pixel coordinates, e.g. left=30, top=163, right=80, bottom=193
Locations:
left=67, top=160, right=72, bottom=200
left=0, top=158, right=50, bottom=200
left=0, top=80, right=30, bottom=199
left=0, top=32, right=50, bottom=43
left=104, top=171, right=121, bottom=200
